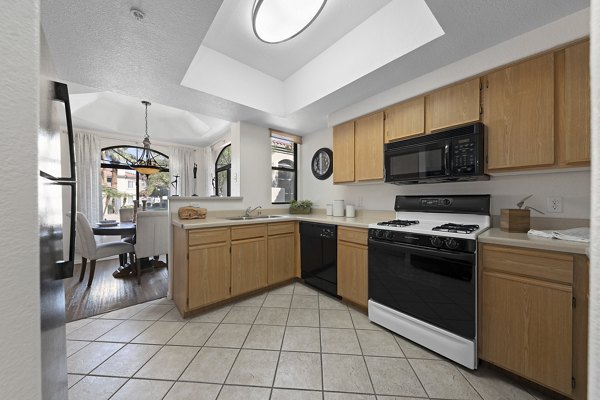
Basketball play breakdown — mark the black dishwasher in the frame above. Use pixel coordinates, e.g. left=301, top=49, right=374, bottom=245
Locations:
left=300, top=222, right=338, bottom=297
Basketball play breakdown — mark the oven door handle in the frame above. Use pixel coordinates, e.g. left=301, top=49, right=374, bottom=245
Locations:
left=369, top=238, right=475, bottom=261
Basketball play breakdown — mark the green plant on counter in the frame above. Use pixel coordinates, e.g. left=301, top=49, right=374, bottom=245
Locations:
left=289, top=199, right=313, bottom=214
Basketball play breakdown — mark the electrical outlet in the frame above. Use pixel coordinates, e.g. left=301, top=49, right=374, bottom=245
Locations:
left=546, top=197, right=563, bottom=213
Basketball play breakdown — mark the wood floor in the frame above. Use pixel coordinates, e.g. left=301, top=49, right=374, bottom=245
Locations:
left=64, top=257, right=168, bottom=322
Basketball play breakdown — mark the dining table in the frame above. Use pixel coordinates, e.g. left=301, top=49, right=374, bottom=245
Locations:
left=92, top=221, right=136, bottom=236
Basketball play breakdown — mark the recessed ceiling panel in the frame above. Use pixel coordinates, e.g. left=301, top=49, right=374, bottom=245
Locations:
left=182, top=0, right=443, bottom=115
left=69, top=90, right=231, bottom=146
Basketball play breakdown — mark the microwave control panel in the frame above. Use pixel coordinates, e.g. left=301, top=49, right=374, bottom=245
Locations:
left=451, top=135, right=480, bottom=174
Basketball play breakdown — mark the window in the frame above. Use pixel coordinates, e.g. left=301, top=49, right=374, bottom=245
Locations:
left=215, top=144, right=231, bottom=197
left=100, top=146, right=169, bottom=221
left=271, top=137, right=297, bottom=203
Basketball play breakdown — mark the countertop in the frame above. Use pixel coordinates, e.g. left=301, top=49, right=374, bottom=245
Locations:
left=173, top=215, right=590, bottom=257
left=478, top=228, right=589, bottom=255
left=172, top=213, right=385, bottom=230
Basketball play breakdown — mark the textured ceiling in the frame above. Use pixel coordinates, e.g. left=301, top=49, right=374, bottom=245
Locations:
left=41, top=0, right=590, bottom=146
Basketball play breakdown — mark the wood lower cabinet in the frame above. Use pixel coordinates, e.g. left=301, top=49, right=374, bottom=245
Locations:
left=384, top=97, right=425, bottom=142
left=173, top=226, right=231, bottom=314
left=355, top=112, right=384, bottom=181
left=333, top=120, right=355, bottom=183
left=479, top=244, right=589, bottom=398
left=426, top=78, right=481, bottom=133
left=267, top=222, right=296, bottom=285
left=484, top=53, right=555, bottom=170
left=231, top=225, right=267, bottom=296
left=337, top=227, right=368, bottom=308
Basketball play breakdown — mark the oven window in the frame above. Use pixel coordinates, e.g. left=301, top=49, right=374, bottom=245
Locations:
left=369, top=241, right=476, bottom=339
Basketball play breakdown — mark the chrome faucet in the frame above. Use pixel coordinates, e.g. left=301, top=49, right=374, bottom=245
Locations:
left=244, top=205, right=262, bottom=217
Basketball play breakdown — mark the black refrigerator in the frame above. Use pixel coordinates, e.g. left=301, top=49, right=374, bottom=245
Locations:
left=38, top=79, right=76, bottom=400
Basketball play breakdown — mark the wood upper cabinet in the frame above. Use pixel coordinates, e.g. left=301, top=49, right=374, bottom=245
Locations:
left=384, top=97, right=425, bottom=143
left=559, top=40, right=590, bottom=165
left=267, top=222, right=295, bottom=285
left=231, top=224, right=267, bottom=297
left=337, top=227, right=368, bottom=308
left=426, top=78, right=481, bottom=133
left=478, top=244, right=582, bottom=396
left=355, top=112, right=384, bottom=181
left=333, top=121, right=355, bottom=183
left=484, top=53, right=555, bottom=170
left=173, top=226, right=231, bottom=313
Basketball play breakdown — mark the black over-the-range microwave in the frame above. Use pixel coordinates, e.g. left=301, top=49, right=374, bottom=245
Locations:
left=384, top=122, right=488, bottom=184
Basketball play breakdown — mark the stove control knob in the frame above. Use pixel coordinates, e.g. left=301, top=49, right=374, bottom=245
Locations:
left=375, top=230, right=384, bottom=238
left=445, top=238, right=459, bottom=250
left=385, top=231, right=395, bottom=240
left=430, top=236, right=443, bottom=247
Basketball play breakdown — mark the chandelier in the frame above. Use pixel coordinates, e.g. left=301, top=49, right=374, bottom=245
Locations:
left=252, top=0, right=327, bottom=44
left=130, top=100, right=161, bottom=175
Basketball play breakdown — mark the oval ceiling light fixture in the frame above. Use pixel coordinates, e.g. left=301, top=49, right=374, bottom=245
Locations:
left=252, top=0, right=327, bottom=44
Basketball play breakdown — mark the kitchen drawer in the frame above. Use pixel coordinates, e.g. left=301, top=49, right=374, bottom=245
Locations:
left=268, top=221, right=295, bottom=236
left=481, top=244, right=573, bottom=284
left=231, top=224, right=267, bottom=241
left=189, top=227, right=230, bottom=247
left=338, top=226, right=368, bottom=246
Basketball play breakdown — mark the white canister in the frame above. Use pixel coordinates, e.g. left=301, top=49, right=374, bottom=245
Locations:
left=326, top=204, right=333, bottom=216
left=345, top=204, right=356, bottom=218
left=333, top=200, right=345, bottom=217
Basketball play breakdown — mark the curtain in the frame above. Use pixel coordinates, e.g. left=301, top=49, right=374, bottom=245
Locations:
left=169, top=146, right=196, bottom=196
left=74, top=131, right=102, bottom=224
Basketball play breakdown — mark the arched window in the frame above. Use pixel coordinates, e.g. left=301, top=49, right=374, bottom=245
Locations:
left=100, top=146, right=169, bottom=221
left=215, top=144, right=231, bottom=197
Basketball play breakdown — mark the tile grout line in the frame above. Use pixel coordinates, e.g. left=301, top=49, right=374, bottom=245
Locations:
left=71, top=301, right=188, bottom=398
left=350, top=306, right=377, bottom=397
left=267, top=284, right=295, bottom=399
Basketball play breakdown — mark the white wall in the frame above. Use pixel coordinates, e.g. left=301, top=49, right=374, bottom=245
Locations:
left=300, top=128, right=591, bottom=220
left=0, top=1, right=42, bottom=399
left=588, top=0, right=599, bottom=397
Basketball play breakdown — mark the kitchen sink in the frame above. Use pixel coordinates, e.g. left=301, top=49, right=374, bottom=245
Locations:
left=224, top=215, right=285, bottom=221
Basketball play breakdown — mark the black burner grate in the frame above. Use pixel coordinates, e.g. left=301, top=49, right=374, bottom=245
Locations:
left=432, top=223, right=480, bottom=234
left=376, top=220, right=420, bottom=228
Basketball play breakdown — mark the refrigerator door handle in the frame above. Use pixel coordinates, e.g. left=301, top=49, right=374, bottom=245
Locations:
left=55, top=180, right=76, bottom=280
left=52, top=81, right=76, bottom=182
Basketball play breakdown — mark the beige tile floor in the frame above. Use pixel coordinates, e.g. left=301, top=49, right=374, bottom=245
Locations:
left=67, top=282, right=557, bottom=400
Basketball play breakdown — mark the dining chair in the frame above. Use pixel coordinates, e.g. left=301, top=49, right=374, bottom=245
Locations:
left=134, top=211, right=169, bottom=284
left=75, top=212, right=135, bottom=287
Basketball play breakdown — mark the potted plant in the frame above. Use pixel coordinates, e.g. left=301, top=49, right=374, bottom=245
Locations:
left=289, top=199, right=313, bottom=214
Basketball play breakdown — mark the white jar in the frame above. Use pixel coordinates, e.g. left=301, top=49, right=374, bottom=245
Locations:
left=326, top=204, right=333, bottom=216
left=345, top=204, right=356, bottom=218
left=333, top=200, right=345, bottom=217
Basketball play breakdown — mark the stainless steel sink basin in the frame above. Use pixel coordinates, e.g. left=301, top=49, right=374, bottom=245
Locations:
left=224, top=215, right=285, bottom=221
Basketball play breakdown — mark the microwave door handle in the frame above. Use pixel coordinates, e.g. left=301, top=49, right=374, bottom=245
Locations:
left=445, top=144, right=451, bottom=175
